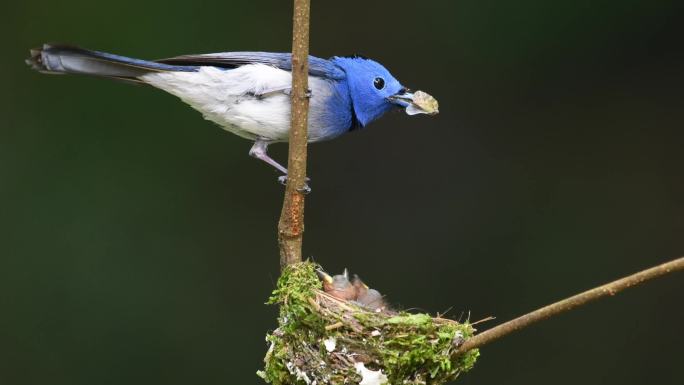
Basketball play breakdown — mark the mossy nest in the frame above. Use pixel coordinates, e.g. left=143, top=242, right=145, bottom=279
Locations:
left=258, top=262, right=479, bottom=385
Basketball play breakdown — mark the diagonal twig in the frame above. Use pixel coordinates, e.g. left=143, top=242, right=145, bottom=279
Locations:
left=456, top=256, right=684, bottom=354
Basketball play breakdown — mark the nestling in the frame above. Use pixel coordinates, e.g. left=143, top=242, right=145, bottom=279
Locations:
left=316, top=268, right=357, bottom=301
left=352, top=274, right=387, bottom=312
left=317, top=268, right=389, bottom=312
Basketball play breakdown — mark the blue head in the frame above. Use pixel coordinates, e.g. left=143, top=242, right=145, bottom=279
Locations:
left=331, top=56, right=414, bottom=127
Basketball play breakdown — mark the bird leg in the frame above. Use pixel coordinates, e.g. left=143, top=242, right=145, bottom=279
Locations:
left=249, top=139, right=288, bottom=174
left=249, top=139, right=311, bottom=193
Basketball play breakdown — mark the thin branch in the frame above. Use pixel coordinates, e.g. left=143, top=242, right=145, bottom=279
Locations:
left=456, top=256, right=684, bottom=354
left=278, top=0, right=311, bottom=269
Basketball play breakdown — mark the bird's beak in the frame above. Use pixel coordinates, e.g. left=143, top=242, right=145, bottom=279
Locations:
left=388, top=88, right=415, bottom=108
left=389, top=88, right=439, bottom=116
left=352, top=274, right=369, bottom=289
left=316, top=269, right=333, bottom=284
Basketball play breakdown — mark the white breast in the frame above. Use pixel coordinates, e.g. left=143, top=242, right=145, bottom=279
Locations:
left=141, top=64, right=339, bottom=142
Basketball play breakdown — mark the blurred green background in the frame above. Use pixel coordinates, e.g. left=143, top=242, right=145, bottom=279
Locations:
left=2, top=1, right=683, bottom=384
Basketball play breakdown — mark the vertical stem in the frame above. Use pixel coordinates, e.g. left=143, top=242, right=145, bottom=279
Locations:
left=278, top=0, right=311, bottom=269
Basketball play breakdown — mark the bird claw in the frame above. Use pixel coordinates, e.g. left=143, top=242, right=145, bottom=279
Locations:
left=278, top=175, right=311, bottom=194
left=298, top=184, right=312, bottom=194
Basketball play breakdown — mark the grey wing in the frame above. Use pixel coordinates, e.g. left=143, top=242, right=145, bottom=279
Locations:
left=155, top=52, right=346, bottom=80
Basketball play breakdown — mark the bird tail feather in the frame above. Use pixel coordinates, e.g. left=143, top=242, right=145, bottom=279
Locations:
left=26, top=44, right=198, bottom=83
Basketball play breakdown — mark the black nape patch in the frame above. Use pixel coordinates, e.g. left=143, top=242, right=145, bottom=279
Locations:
left=339, top=54, right=370, bottom=60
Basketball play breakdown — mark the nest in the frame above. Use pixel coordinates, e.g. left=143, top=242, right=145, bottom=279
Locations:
left=258, top=262, right=479, bottom=385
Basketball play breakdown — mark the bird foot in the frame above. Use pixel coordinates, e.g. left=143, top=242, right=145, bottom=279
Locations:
left=278, top=175, right=311, bottom=194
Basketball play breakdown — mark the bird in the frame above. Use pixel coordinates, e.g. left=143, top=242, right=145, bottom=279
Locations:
left=351, top=274, right=387, bottom=312
left=26, top=44, right=438, bottom=191
left=316, top=268, right=356, bottom=301
left=316, top=268, right=389, bottom=312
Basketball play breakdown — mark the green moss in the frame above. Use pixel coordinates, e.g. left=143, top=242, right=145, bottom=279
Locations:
left=266, top=262, right=326, bottom=335
left=259, top=262, right=479, bottom=385
left=267, top=261, right=322, bottom=306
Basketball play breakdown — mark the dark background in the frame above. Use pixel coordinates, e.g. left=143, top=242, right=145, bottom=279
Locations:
left=2, top=1, right=683, bottom=384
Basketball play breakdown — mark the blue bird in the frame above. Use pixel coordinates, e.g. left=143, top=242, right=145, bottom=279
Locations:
left=27, top=44, right=438, bottom=190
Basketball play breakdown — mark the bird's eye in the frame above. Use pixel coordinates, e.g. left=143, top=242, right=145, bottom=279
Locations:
left=373, top=77, right=385, bottom=90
